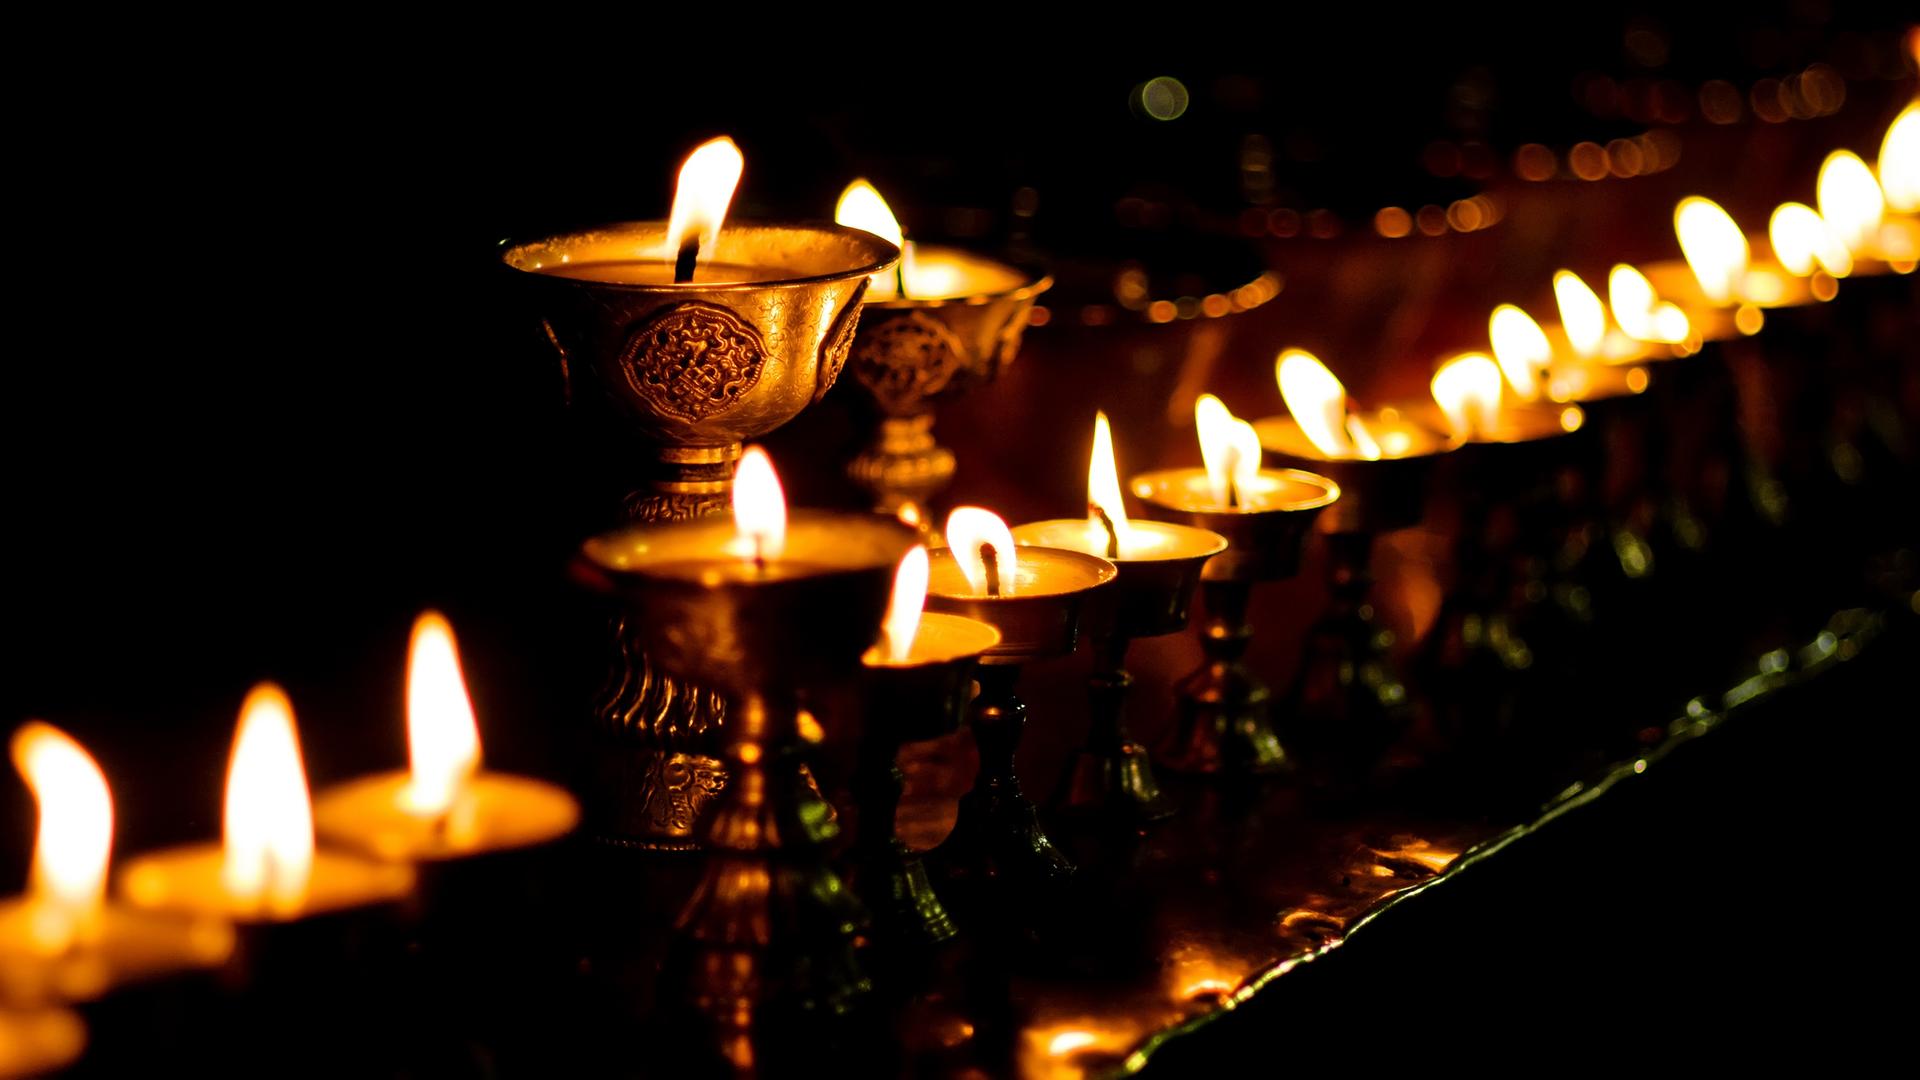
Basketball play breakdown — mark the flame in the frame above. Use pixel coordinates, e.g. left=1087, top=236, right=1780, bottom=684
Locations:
left=11, top=723, right=111, bottom=953
left=1608, top=264, right=1691, bottom=343
left=1674, top=197, right=1751, bottom=304
left=1882, top=101, right=1918, bottom=213
left=404, top=612, right=482, bottom=818
left=945, top=507, right=1016, bottom=597
left=1552, top=271, right=1608, bottom=359
left=222, top=684, right=314, bottom=917
left=1048, top=1032, right=1099, bottom=1056
left=1768, top=203, right=1854, bottom=277
left=1195, top=395, right=1265, bottom=500
left=836, top=179, right=911, bottom=299
left=1816, top=150, right=1886, bottom=255
left=880, top=546, right=929, bottom=663
left=1430, top=353, right=1503, bottom=439
left=1344, top=416, right=1383, bottom=460
left=1488, top=305, right=1551, bottom=400
left=663, top=137, right=744, bottom=268
left=1274, top=350, right=1354, bottom=458
left=1086, top=411, right=1136, bottom=553
left=732, top=446, right=786, bottom=563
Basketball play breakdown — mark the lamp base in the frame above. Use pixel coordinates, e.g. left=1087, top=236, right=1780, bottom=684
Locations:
left=1157, top=580, right=1292, bottom=777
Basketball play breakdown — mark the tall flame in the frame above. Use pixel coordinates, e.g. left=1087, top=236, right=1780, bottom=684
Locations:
left=1674, top=197, right=1751, bottom=304
left=1274, top=350, right=1354, bottom=458
left=1488, top=305, right=1552, bottom=400
left=664, top=137, right=745, bottom=268
left=222, top=684, right=314, bottom=918
left=11, top=722, right=112, bottom=953
left=732, top=446, right=787, bottom=563
left=879, top=546, right=929, bottom=663
left=1881, top=101, right=1919, bottom=213
left=1430, top=353, right=1503, bottom=439
left=1552, top=271, right=1608, bottom=359
left=836, top=179, right=910, bottom=299
left=1608, top=264, right=1691, bottom=343
left=1195, top=395, right=1264, bottom=501
left=404, top=612, right=482, bottom=818
left=1086, top=411, right=1136, bottom=554
left=1816, top=150, right=1886, bottom=255
left=945, top=508, right=1017, bottom=597
left=1768, top=203, right=1854, bottom=277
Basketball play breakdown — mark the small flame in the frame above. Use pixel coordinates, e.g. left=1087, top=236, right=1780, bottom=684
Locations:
left=11, top=722, right=112, bottom=953
left=404, top=612, right=482, bottom=818
left=1430, top=353, right=1503, bottom=439
left=732, top=446, right=787, bottom=564
left=663, top=137, right=745, bottom=269
left=945, top=507, right=1016, bottom=597
left=1274, top=350, right=1354, bottom=458
left=1768, top=203, right=1854, bottom=277
left=1552, top=271, right=1608, bottom=359
left=1488, top=305, right=1552, bottom=400
left=1816, top=150, right=1886, bottom=255
left=836, top=179, right=911, bottom=299
left=1674, top=197, right=1751, bottom=304
left=1086, top=411, right=1136, bottom=554
left=879, top=546, right=929, bottom=663
left=1607, top=264, right=1691, bottom=344
left=1882, top=101, right=1918, bottom=213
left=222, top=684, right=314, bottom=918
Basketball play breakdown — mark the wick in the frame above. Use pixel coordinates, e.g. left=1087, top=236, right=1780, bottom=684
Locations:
left=1226, top=481, right=1240, bottom=510
left=753, top=533, right=768, bottom=577
left=980, top=543, right=1001, bottom=598
left=674, top=235, right=700, bottom=284
left=894, top=261, right=908, bottom=300
left=1090, top=503, right=1120, bottom=559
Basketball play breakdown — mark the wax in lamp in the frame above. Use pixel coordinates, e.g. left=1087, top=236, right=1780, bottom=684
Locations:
left=1013, top=411, right=1228, bottom=564
left=310, top=614, right=579, bottom=862
left=863, top=546, right=1002, bottom=667
left=929, top=508, right=1111, bottom=600
left=835, top=180, right=1033, bottom=302
left=1, top=723, right=232, bottom=1006
left=119, top=685, right=413, bottom=922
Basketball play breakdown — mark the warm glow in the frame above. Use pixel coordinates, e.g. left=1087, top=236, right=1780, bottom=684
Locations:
left=1816, top=150, right=1886, bottom=254
left=1488, top=305, right=1551, bottom=400
left=1882, top=102, right=1919, bottom=212
left=1768, top=203, right=1854, bottom=277
left=836, top=179, right=910, bottom=299
left=404, top=611, right=482, bottom=817
left=1195, top=395, right=1263, bottom=501
left=222, top=684, right=314, bottom=918
left=1085, top=411, right=1137, bottom=554
left=663, top=137, right=744, bottom=267
left=1429, top=353, right=1503, bottom=439
left=1552, top=271, right=1608, bottom=358
left=1344, top=416, right=1383, bottom=460
left=732, top=446, right=787, bottom=563
left=11, top=722, right=111, bottom=953
left=1608, top=264, right=1691, bottom=343
left=1560, top=405, right=1585, bottom=432
left=945, top=507, right=1017, bottom=597
left=1274, top=350, right=1353, bottom=458
left=880, top=546, right=929, bottom=663
left=1048, top=1031, right=1099, bottom=1056
left=1674, top=197, right=1751, bottom=304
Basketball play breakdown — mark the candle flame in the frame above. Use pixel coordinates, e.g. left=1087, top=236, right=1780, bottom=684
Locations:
left=1674, top=197, right=1750, bottom=304
left=11, top=722, right=111, bottom=954
left=1881, top=101, right=1919, bottom=213
left=1488, top=305, right=1551, bottom=400
left=1195, top=395, right=1264, bottom=501
left=1344, top=415, right=1383, bottom=460
left=1608, top=264, right=1691, bottom=344
left=1816, top=150, right=1886, bottom=255
left=1552, top=271, right=1608, bottom=359
left=1430, top=353, right=1503, bottom=439
left=664, top=136, right=744, bottom=269
left=836, top=179, right=910, bottom=299
left=222, top=683, right=314, bottom=918
left=945, top=508, right=1016, bottom=597
left=732, top=446, right=786, bottom=564
left=1274, top=350, right=1354, bottom=458
left=404, top=612, right=482, bottom=819
left=1086, top=411, right=1135, bottom=554
left=878, top=546, right=930, bottom=663
left=1768, top=203, right=1853, bottom=278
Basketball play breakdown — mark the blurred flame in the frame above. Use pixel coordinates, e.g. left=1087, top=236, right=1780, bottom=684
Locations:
left=1768, top=203, right=1854, bottom=277
left=1274, top=350, right=1354, bottom=458
left=664, top=137, right=744, bottom=267
left=1882, top=101, right=1918, bottom=213
left=1086, top=411, right=1136, bottom=553
left=1608, top=264, right=1691, bottom=343
left=1430, top=353, right=1503, bottom=438
left=1228, top=418, right=1264, bottom=492
left=1344, top=416, right=1383, bottom=460
left=1552, top=271, right=1608, bottom=358
left=222, top=684, right=313, bottom=917
left=1048, top=1031, right=1099, bottom=1056
left=732, top=446, right=786, bottom=563
left=836, top=179, right=911, bottom=298
left=12, top=722, right=111, bottom=953
left=880, top=546, right=929, bottom=663
left=1816, top=150, right=1886, bottom=254
left=945, top=507, right=1016, bottom=597
left=1195, top=395, right=1264, bottom=501
left=1488, top=305, right=1551, bottom=400
left=404, top=612, right=481, bottom=818
left=1674, top=197, right=1751, bottom=304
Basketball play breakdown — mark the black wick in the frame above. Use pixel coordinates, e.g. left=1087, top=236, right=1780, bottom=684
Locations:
left=1090, top=503, right=1120, bottom=559
left=980, top=543, right=1001, bottom=598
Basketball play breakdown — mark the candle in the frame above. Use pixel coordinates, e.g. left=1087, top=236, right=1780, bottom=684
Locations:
left=1259, top=351, right=1453, bottom=464
left=1642, top=196, right=1811, bottom=337
left=119, top=685, right=414, bottom=923
left=1, top=723, right=233, bottom=1005
left=924, top=506, right=1116, bottom=661
left=1552, top=270, right=1672, bottom=365
left=1881, top=101, right=1918, bottom=214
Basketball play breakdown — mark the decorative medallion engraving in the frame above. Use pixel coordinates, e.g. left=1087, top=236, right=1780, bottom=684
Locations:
left=850, top=311, right=968, bottom=416
left=621, top=302, right=767, bottom=421
left=813, top=285, right=867, bottom=404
